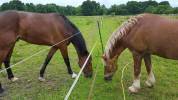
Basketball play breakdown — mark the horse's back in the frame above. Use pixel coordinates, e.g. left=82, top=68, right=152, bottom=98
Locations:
left=18, top=11, right=69, bottom=46
left=127, top=14, right=178, bottom=59
left=0, top=10, right=78, bottom=47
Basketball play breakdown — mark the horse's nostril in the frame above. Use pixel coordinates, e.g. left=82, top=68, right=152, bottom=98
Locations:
left=84, top=72, right=92, bottom=78
left=88, top=72, right=92, bottom=77
left=104, top=76, right=112, bottom=81
left=88, top=74, right=92, bottom=78
left=104, top=73, right=113, bottom=81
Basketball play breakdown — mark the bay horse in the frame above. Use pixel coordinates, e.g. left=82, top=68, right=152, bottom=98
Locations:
left=102, top=13, right=178, bottom=93
left=0, top=10, right=92, bottom=93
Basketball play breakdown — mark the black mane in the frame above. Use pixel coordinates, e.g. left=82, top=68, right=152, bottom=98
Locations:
left=61, top=14, right=89, bottom=57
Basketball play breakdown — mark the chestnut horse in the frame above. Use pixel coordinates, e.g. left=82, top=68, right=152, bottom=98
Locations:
left=103, top=13, right=178, bottom=93
left=0, top=10, right=92, bottom=93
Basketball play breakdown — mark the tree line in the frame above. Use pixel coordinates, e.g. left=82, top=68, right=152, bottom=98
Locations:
left=0, top=0, right=178, bottom=15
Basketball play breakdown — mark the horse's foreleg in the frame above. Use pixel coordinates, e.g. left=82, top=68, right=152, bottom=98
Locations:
left=39, top=47, right=57, bottom=82
left=129, top=53, right=142, bottom=93
left=0, top=47, right=13, bottom=94
left=59, top=46, right=77, bottom=79
left=4, top=44, right=18, bottom=82
left=144, top=54, right=155, bottom=87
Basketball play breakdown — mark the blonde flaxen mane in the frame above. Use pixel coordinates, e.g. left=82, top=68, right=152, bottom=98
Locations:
left=104, top=14, right=145, bottom=58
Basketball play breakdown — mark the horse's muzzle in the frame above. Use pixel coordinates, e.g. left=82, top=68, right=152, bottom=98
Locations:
left=104, top=76, right=112, bottom=81
left=84, top=72, right=92, bottom=78
left=104, top=73, right=113, bottom=81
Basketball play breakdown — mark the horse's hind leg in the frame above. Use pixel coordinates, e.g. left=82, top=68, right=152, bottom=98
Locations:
left=144, top=54, right=155, bottom=87
left=39, top=47, right=58, bottom=81
left=59, top=46, right=77, bottom=79
left=3, top=44, right=18, bottom=82
left=0, top=83, right=4, bottom=94
left=0, top=60, right=4, bottom=95
left=129, top=52, right=142, bottom=93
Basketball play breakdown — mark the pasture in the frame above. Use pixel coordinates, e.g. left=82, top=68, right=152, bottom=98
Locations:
left=0, top=15, right=178, bottom=100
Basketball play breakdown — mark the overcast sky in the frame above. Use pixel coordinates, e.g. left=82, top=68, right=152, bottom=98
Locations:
left=0, top=0, right=178, bottom=8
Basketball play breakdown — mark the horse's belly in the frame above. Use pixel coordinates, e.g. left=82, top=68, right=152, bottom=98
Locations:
left=145, top=33, right=178, bottom=60
left=20, top=34, right=53, bottom=46
left=151, top=46, right=178, bottom=60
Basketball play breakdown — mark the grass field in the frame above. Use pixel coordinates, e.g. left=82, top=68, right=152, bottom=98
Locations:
left=1, top=15, right=178, bottom=100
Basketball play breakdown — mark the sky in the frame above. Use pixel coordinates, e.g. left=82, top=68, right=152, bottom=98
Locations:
left=0, top=0, right=178, bottom=8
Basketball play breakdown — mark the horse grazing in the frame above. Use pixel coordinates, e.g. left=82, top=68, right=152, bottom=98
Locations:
left=102, top=13, right=178, bottom=93
left=0, top=10, right=93, bottom=93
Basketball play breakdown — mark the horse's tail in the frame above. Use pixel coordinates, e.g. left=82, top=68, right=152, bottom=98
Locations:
left=60, top=14, right=89, bottom=56
left=105, top=14, right=144, bottom=58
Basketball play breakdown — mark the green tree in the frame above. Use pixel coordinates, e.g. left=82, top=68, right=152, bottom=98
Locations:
left=117, top=4, right=129, bottom=15
left=159, top=1, right=170, bottom=6
left=126, top=1, right=142, bottom=14
left=75, top=6, right=82, bottom=15
left=25, top=3, right=36, bottom=12
left=109, top=4, right=129, bottom=15
left=46, top=4, right=58, bottom=13
left=109, top=5, right=118, bottom=15
left=139, top=0, right=158, bottom=12
left=0, top=0, right=177, bottom=15
left=36, top=4, right=47, bottom=13
left=65, top=6, right=77, bottom=15
left=99, top=5, right=107, bottom=15
left=173, top=7, right=178, bottom=14
left=1, top=0, right=25, bottom=11
left=145, top=6, right=156, bottom=13
left=56, top=6, right=66, bottom=15
left=1, top=3, right=9, bottom=11
left=81, top=0, right=93, bottom=15
left=155, top=5, right=173, bottom=14
left=81, top=0, right=101, bottom=16
left=143, top=0, right=158, bottom=7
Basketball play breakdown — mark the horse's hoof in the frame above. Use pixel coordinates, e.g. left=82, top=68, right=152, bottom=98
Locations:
left=38, top=77, right=46, bottom=82
left=128, top=86, right=140, bottom=93
left=0, top=88, right=5, bottom=97
left=10, top=77, right=19, bottom=82
left=145, top=80, right=154, bottom=88
left=0, top=88, right=4, bottom=94
left=71, top=73, right=77, bottom=79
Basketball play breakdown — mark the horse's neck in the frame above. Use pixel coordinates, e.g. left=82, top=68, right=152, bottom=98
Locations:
left=71, top=33, right=88, bottom=58
left=106, top=42, right=125, bottom=60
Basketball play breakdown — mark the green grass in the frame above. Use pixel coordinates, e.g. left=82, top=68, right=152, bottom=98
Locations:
left=1, top=15, right=178, bottom=100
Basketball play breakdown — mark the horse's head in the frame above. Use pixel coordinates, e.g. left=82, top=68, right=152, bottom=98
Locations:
left=78, top=55, right=92, bottom=78
left=102, top=54, right=118, bottom=81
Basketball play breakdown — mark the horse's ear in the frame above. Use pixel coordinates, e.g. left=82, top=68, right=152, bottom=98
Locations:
left=102, top=54, right=107, bottom=60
